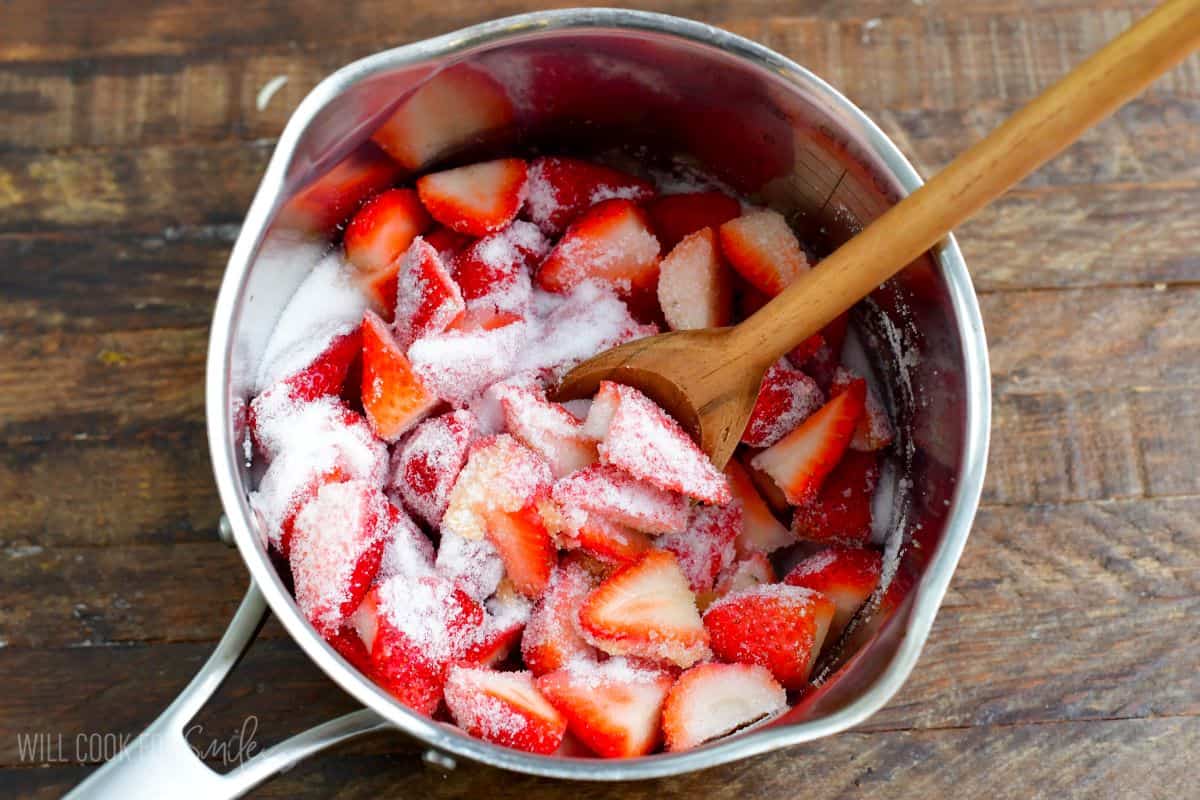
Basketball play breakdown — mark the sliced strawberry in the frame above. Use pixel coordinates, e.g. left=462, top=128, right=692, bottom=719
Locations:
left=279, top=142, right=399, bottom=233
left=647, top=191, right=742, bottom=251
left=343, top=188, right=434, bottom=315
left=524, top=156, right=655, bottom=235
left=784, top=546, right=883, bottom=644
left=570, top=515, right=651, bottom=567
left=750, top=379, right=866, bottom=505
left=724, top=460, right=792, bottom=556
left=360, top=310, right=437, bottom=441
left=702, top=584, right=836, bottom=689
left=741, top=456, right=792, bottom=517
left=372, top=65, right=514, bottom=170
left=451, top=220, right=547, bottom=312
left=442, top=435, right=554, bottom=542
left=436, top=527, right=505, bottom=602
left=536, top=199, right=661, bottom=297
left=444, top=666, right=567, bottom=754
left=656, top=227, right=734, bottom=331
left=461, top=595, right=527, bottom=668
left=393, top=238, right=466, bottom=347
left=792, top=449, right=880, bottom=546
left=661, top=663, right=787, bottom=752
left=326, top=624, right=373, bottom=676
left=551, top=464, right=688, bottom=535
left=424, top=226, right=472, bottom=260
left=583, top=381, right=730, bottom=505
left=498, top=383, right=597, bottom=478
left=408, top=319, right=527, bottom=406
left=376, top=502, right=436, bottom=581
left=657, top=503, right=741, bottom=595
left=742, top=358, right=824, bottom=448
left=718, top=209, right=809, bottom=297
left=577, top=550, right=710, bottom=668
left=713, top=553, right=777, bottom=599
left=269, top=326, right=362, bottom=407
left=417, top=158, right=528, bottom=237
left=252, top=460, right=349, bottom=558
left=289, top=480, right=390, bottom=635
left=389, top=409, right=479, bottom=528
left=831, top=367, right=895, bottom=452
left=522, top=562, right=600, bottom=675
left=537, top=659, right=674, bottom=758
left=485, top=503, right=557, bottom=598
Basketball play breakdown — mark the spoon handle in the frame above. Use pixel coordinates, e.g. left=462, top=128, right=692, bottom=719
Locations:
left=728, top=0, right=1200, bottom=366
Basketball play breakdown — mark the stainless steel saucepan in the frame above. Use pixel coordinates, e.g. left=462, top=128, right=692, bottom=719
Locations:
left=68, top=9, right=990, bottom=798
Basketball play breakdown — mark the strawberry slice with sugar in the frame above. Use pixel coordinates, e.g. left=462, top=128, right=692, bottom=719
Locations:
left=408, top=318, right=526, bottom=406
left=577, top=550, right=711, bottom=668
left=424, top=226, right=472, bottom=260
left=436, top=527, right=506, bottom=602
left=289, top=480, right=391, bottom=635
left=785, top=546, right=883, bottom=644
left=657, top=503, right=741, bottom=594
left=444, top=667, right=567, bottom=754
left=452, top=220, right=547, bottom=313
left=442, top=435, right=553, bottom=541
left=750, top=378, right=866, bottom=505
left=389, top=409, right=479, bottom=528
left=460, top=589, right=529, bottom=667
left=360, top=310, right=438, bottom=441
left=702, top=584, right=836, bottom=688
left=584, top=381, right=730, bottom=505
left=718, top=209, right=810, bottom=296
left=498, top=383, right=597, bottom=478
left=279, top=143, right=399, bottom=233
left=343, top=188, right=434, bottom=314
left=724, top=460, right=793, bottom=555
left=791, top=449, right=880, bottom=546
left=656, top=227, right=733, bottom=331
left=255, top=327, right=362, bottom=414
left=524, top=156, right=655, bottom=235
left=713, top=552, right=776, bottom=599
left=376, top=503, right=436, bottom=581
left=485, top=503, right=557, bottom=598
left=537, top=658, right=675, bottom=758
left=661, top=663, right=787, bottom=751
left=569, top=515, right=652, bottom=567
left=522, top=562, right=600, bottom=675
left=536, top=199, right=661, bottom=297
left=551, top=465, right=688, bottom=535
left=393, top=238, right=466, bottom=347
left=417, top=158, right=528, bottom=237
left=742, top=358, right=824, bottom=448
left=831, top=367, right=895, bottom=452
left=647, top=191, right=742, bottom=251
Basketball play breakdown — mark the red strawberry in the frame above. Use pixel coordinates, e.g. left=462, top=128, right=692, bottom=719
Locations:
left=657, top=503, right=741, bottom=595
left=372, top=65, right=514, bottom=170
left=424, top=226, right=472, bottom=260
left=577, top=550, right=711, bottom=668
left=647, top=191, right=742, bottom=251
left=393, top=238, right=466, bottom=347
left=485, top=503, right=557, bottom=598
left=661, top=663, right=786, bottom=752
left=740, top=457, right=792, bottom=517
left=289, top=480, right=390, bottom=635
left=792, top=449, right=880, bottom=546
left=279, top=142, right=399, bottom=233
left=326, top=624, right=374, bottom=675
left=583, top=381, right=730, bottom=505
left=522, top=562, right=600, bottom=675
left=376, top=504, right=436, bottom=581
left=656, top=227, right=734, bottom=331
left=273, top=326, right=363, bottom=405
left=444, top=667, right=567, bottom=754
left=831, top=367, right=895, bottom=452
left=524, top=156, right=655, bottom=235
left=724, top=460, right=792, bottom=556
left=742, top=358, right=824, bottom=448
left=551, top=464, right=688, bottom=535
left=537, top=659, right=675, bottom=758
left=417, top=158, right=528, bottom=237
left=536, top=199, right=661, bottom=297
left=750, top=379, right=866, bottom=505
left=718, top=209, right=809, bottom=296
left=787, top=332, right=825, bottom=367
left=460, top=611, right=525, bottom=668
left=570, top=515, right=651, bottom=567
left=498, top=382, right=597, bottom=478
left=801, top=312, right=849, bottom=392
left=713, top=552, right=776, bottom=599
left=255, top=462, right=350, bottom=559
left=360, top=310, right=437, bottom=441
left=407, top=318, right=527, bottom=405
left=452, top=220, right=547, bottom=311
left=702, top=584, right=836, bottom=688
left=389, top=409, right=479, bottom=528
left=785, top=547, right=883, bottom=644
left=343, top=188, right=434, bottom=314
left=442, top=435, right=554, bottom=542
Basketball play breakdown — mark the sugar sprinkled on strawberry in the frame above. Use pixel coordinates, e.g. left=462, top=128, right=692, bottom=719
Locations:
left=656, top=227, right=734, bottom=331
left=661, top=662, right=786, bottom=751
left=742, top=359, right=824, bottom=448
left=444, top=667, right=567, bottom=754
left=521, top=562, right=600, bottom=675
left=657, top=503, right=741, bottom=594
left=524, top=156, right=655, bottom=235
left=718, top=208, right=810, bottom=297
left=442, top=435, right=554, bottom=541
left=784, top=546, right=883, bottom=644
left=792, top=449, right=881, bottom=546
left=724, top=460, right=793, bottom=556
left=552, top=464, right=688, bottom=535
left=393, top=238, right=466, bottom=347
left=360, top=310, right=438, bottom=441
left=536, top=199, right=661, bottom=297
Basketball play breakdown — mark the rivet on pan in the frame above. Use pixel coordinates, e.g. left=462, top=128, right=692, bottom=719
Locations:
left=423, top=750, right=457, bottom=771
left=217, top=514, right=236, bottom=547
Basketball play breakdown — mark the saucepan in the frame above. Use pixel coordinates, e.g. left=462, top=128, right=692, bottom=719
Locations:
left=68, top=9, right=990, bottom=798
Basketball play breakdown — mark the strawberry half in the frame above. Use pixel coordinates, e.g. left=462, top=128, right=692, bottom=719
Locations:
left=393, top=238, right=466, bottom=347
left=713, top=552, right=777, bottom=600
left=424, top=226, right=472, bottom=260
left=536, top=199, right=661, bottom=297
left=784, top=546, right=883, bottom=644
left=343, top=188, right=434, bottom=315
left=791, top=449, right=880, bottom=546
left=442, top=435, right=554, bottom=542
left=570, top=514, right=652, bottom=567
left=537, top=659, right=675, bottom=758
left=750, top=378, right=866, bottom=505
left=702, top=584, right=836, bottom=689
left=524, top=156, right=655, bottom=235
left=389, top=409, right=479, bottom=528
left=577, top=550, right=711, bottom=668
left=583, top=381, right=730, bottom=505
left=452, top=220, right=547, bottom=313
left=485, top=503, right=557, bottom=598
left=656, top=227, right=734, bottom=331
left=551, top=464, right=688, bottom=535
left=360, top=310, right=438, bottom=442
left=657, top=503, right=741, bottom=595
left=498, top=382, right=597, bottom=478
left=718, top=209, right=809, bottom=296
left=724, top=460, right=792, bottom=555
left=742, top=358, right=825, bottom=448
left=740, top=456, right=792, bottom=517
left=443, top=667, right=567, bottom=754
left=831, top=367, right=895, bottom=452
left=661, top=663, right=787, bottom=752
left=647, top=191, right=742, bottom=251
left=417, top=158, right=528, bottom=237
left=521, top=562, right=600, bottom=675
left=268, top=326, right=362, bottom=407
left=279, top=143, right=399, bottom=233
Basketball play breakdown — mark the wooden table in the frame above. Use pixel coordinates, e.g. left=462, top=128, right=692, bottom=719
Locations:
left=2, top=1, right=1197, bottom=797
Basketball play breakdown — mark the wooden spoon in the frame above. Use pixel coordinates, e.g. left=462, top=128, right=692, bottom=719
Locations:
left=556, top=0, right=1200, bottom=468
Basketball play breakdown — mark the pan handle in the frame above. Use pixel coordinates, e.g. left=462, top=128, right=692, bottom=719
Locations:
left=64, top=581, right=393, bottom=800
